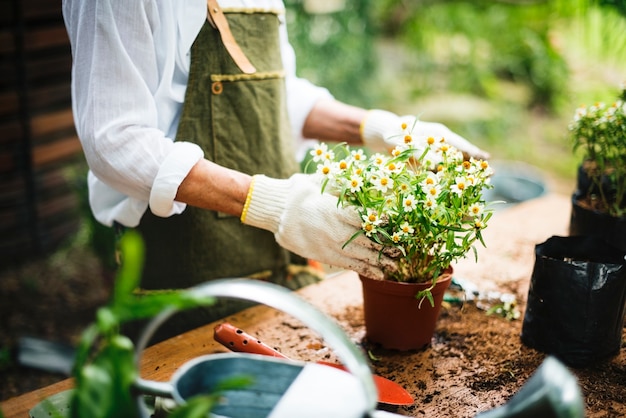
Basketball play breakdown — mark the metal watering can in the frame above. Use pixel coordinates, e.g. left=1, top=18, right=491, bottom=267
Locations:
left=132, top=278, right=399, bottom=418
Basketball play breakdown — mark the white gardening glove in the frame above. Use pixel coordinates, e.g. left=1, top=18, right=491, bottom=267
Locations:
left=361, top=109, right=490, bottom=160
left=241, top=174, right=396, bottom=280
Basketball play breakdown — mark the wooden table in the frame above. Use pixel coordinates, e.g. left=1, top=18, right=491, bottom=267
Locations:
left=3, top=193, right=624, bottom=417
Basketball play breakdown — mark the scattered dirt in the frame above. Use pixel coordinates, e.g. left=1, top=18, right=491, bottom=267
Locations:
left=373, top=303, right=626, bottom=417
left=1, top=193, right=625, bottom=417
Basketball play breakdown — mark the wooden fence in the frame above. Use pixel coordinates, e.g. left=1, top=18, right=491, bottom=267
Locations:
left=0, top=0, right=84, bottom=265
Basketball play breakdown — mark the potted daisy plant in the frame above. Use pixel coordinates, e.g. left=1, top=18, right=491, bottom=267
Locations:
left=568, top=84, right=626, bottom=251
left=309, top=119, right=495, bottom=350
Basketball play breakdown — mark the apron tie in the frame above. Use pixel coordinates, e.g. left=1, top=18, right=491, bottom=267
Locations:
left=206, top=0, right=257, bottom=74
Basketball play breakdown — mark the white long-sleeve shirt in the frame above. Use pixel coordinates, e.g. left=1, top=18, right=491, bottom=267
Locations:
left=62, top=0, right=331, bottom=227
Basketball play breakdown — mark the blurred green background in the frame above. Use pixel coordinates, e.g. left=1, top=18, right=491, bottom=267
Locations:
left=285, top=0, right=626, bottom=187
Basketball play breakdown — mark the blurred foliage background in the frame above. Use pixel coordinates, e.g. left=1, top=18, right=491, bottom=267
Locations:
left=285, top=0, right=626, bottom=186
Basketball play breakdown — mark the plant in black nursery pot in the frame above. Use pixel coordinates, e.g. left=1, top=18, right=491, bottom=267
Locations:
left=521, top=84, right=626, bottom=368
left=568, top=83, right=626, bottom=250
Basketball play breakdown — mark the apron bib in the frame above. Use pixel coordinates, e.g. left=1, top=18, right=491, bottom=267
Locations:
left=133, top=6, right=322, bottom=339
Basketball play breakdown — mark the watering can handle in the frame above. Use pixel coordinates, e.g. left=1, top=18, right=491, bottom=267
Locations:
left=133, top=278, right=379, bottom=416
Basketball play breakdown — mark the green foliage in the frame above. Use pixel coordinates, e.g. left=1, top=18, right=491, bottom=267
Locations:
left=287, top=0, right=625, bottom=189
left=600, top=0, right=626, bottom=16
left=388, top=1, right=569, bottom=111
left=0, top=345, right=12, bottom=371
left=71, top=334, right=137, bottom=418
left=568, top=85, right=626, bottom=216
left=70, top=230, right=219, bottom=418
left=576, top=4, right=626, bottom=66
left=486, top=297, right=521, bottom=321
left=284, top=0, right=380, bottom=107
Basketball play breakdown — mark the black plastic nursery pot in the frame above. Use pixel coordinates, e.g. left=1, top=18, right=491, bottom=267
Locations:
left=521, top=235, right=626, bottom=368
left=569, top=191, right=626, bottom=252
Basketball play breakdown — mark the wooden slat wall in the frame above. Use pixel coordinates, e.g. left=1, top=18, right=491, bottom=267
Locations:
left=0, top=0, right=83, bottom=264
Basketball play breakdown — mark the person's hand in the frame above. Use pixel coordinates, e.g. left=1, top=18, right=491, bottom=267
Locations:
left=361, top=109, right=490, bottom=160
left=241, top=174, right=396, bottom=280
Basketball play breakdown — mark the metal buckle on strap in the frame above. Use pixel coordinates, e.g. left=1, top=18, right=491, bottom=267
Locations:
left=206, top=0, right=257, bottom=74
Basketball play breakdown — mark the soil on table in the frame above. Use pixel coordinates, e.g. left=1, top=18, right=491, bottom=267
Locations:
left=1, top=194, right=625, bottom=417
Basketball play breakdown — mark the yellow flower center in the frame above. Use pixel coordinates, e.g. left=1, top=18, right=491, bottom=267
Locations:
left=427, top=136, right=435, bottom=145
left=404, top=135, right=412, bottom=144
left=339, top=161, right=348, bottom=170
left=322, top=166, right=330, bottom=175
left=368, top=213, right=377, bottom=222
left=380, top=178, right=389, bottom=186
left=401, top=122, right=408, bottom=130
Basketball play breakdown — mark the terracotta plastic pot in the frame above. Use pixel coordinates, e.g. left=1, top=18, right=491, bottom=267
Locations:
left=360, top=268, right=452, bottom=351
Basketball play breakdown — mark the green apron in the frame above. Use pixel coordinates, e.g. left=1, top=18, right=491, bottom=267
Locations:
left=133, top=7, right=322, bottom=342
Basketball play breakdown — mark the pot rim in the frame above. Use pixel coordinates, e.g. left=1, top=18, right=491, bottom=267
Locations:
left=359, top=269, right=453, bottom=297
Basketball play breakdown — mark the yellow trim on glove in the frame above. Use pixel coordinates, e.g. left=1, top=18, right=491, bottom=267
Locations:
left=240, top=175, right=257, bottom=223
left=359, top=109, right=373, bottom=141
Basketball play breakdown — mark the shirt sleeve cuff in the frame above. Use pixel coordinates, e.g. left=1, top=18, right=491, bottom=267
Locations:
left=149, top=141, right=204, bottom=217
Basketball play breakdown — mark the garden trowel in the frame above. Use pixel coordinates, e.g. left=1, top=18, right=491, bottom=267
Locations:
left=213, top=322, right=414, bottom=406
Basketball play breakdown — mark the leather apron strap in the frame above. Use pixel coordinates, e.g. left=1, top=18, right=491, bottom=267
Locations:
left=206, top=0, right=256, bottom=74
